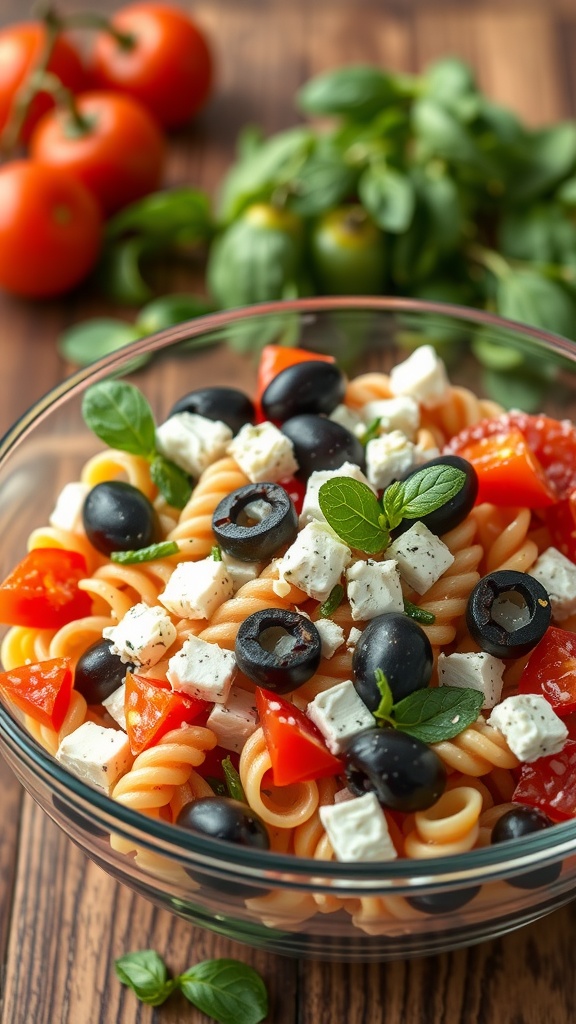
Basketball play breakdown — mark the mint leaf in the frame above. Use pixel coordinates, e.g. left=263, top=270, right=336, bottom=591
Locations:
left=318, top=477, right=388, bottom=553
left=318, top=583, right=344, bottom=618
left=392, top=464, right=466, bottom=521
left=179, top=959, right=268, bottom=1024
left=373, top=669, right=394, bottom=723
left=82, top=380, right=157, bottom=456
left=110, top=540, right=179, bottom=564
left=392, top=686, right=484, bottom=743
left=403, top=598, right=436, bottom=625
left=115, top=950, right=176, bottom=1007
left=150, top=454, right=193, bottom=509
left=380, top=479, right=406, bottom=530
left=222, top=756, right=246, bottom=803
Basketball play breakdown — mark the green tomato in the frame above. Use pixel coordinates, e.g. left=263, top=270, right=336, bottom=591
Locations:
left=309, top=204, right=387, bottom=295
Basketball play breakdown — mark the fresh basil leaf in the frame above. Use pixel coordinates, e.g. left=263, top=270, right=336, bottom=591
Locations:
left=412, top=98, right=484, bottom=167
left=392, top=686, right=484, bottom=743
left=96, top=236, right=154, bottom=306
left=297, top=65, right=398, bottom=120
left=178, top=958, right=268, bottom=1024
left=318, top=583, right=345, bottom=618
left=499, top=204, right=576, bottom=268
left=512, top=122, right=576, bottom=205
left=359, top=163, right=415, bottom=233
left=110, top=541, right=179, bottom=564
left=318, top=478, right=387, bottom=553
left=107, top=188, right=214, bottom=243
left=403, top=598, right=436, bottom=625
left=136, top=294, right=214, bottom=336
left=373, top=668, right=394, bottom=723
left=217, top=127, right=313, bottom=222
left=115, top=950, right=176, bottom=1007
left=222, top=756, right=246, bottom=803
left=150, top=454, right=193, bottom=510
left=424, top=57, right=477, bottom=108
left=496, top=268, right=576, bottom=341
left=287, top=146, right=356, bottom=217
left=58, top=318, right=141, bottom=368
left=207, top=214, right=302, bottom=310
left=395, top=464, right=466, bottom=520
left=82, top=381, right=157, bottom=456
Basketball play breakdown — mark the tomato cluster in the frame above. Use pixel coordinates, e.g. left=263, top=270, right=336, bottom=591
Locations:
left=0, top=3, right=213, bottom=298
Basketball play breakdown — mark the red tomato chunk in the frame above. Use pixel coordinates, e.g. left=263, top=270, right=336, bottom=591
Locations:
left=0, top=548, right=92, bottom=628
left=0, top=657, right=73, bottom=730
left=519, top=627, right=576, bottom=717
left=513, top=740, right=576, bottom=821
left=256, top=687, right=343, bottom=787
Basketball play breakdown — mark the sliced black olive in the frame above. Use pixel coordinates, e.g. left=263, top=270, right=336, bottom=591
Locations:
left=281, top=414, right=365, bottom=481
left=261, top=360, right=346, bottom=422
left=407, top=887, right=481, bottom=915
left=345, top=728, right=446, bottom=812
left=212, top=482, right=298, bottom=561
left=352, top=613, right=433, bottom=710
left=176, top=797, right=270, bottom=849
left=82, top=480, right=159, bottom=557
left=74, top=638, right=134, bottom=704
left=169, top=386, right=255, bottom=435
left=392, top=455, right=478, bottom=537
left=235, top=609, right=321, bottom=693
left=491, top=805, right=562, bottom=889
left=466, top=570, right=552, bottom=659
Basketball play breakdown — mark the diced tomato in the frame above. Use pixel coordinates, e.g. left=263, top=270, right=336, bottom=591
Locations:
left=0, top=548, right=92, bottom=629
left=0, top=657, right=73, bottom=730
left=256, top=345, right=335, bottom=405
left=519, top=627, right=576, bottom=717
left=256, top=687, right=343, bottom=787
left=447, top=428, right=556, bottom=508
left=125, top=672, right=210, bottom=755
left=545, top=491, right=576, bottom=563
left=513, top=740, right=576, bottom=822
left=278, top=475, right=306, bottom=516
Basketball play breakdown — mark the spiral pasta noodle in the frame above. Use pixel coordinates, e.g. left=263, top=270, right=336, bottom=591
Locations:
left=432, top=719, right=519, bottom=776
left=81, top=449, right=156, bottom=499
left=403, top=786, right=483, bottom=858
left=111, top=725, right=217, bottom=813
left=168, top=456, right=249, bottom=555
left=239, top=728, right=319, bottom=829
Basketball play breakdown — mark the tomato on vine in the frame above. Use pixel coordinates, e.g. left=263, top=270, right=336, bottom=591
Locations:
left=309, top=204, right=387, bottom=295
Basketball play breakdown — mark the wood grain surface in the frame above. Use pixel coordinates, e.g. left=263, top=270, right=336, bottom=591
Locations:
left=0, top=2, right=576, bottom=1022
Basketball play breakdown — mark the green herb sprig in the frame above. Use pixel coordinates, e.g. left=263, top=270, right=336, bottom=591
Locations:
left=373, top=670, right=484, bottom=743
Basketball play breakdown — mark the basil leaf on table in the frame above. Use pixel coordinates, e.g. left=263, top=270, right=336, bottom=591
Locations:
left=110, top=541, right=180, bottom=565
left=150, top=454, right=193, bottom=510
left=106, top=187, right=214, bottom=243
left=82, top=381, right=157, bottom=457
left=58, top=318, right=142, bottom=368
left=178, top=958, right=268, bottom=1024
left=318, top=477, right=387, bottom=554
left=496, top=268, right=576, bottom=341
left=136, top=294, right=214, bottom=336
left=359, top=163, right=415, bottom=233
left=96, top=236, right=155, bottom=306
left=115, top=950, right=176, bottom=1007
left=392, top=686, right=485, bottom=743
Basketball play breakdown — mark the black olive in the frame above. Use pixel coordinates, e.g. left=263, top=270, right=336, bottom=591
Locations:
left=352, top=613, right=433, bottom=710
left=261, top=360, right=346, bottom=422
left=82, top=480, right=160, bottom=556
left=491, top=805, right=562, bottom=889
left=235, top=609, right=321, bottom=693
left=392, top=455, right=479, bottom=537
left=281, top=414, right=365, bottom=481
left=406, top=886, right=481, bottom=915
left=212, top=482, right=298, bottom=562
left=466, top=570, right=552, bottom=659
left=176, top=797, right=270, bottom=849
left=345, top=728, right=446, bottom=812
left=169, top=386, right=255, bottom=435
left=74, top=638, right=134, bottom=704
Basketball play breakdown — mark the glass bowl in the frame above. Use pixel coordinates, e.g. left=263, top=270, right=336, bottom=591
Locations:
left=1, top=297, right=575, bottom=963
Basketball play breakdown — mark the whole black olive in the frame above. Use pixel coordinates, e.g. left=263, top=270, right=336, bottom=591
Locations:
left=169, top=386, right=255, bottom=435
left=392, top=455, right=478, bottom=537
left=74, top=638, right=134, bottom=704
left=281, top=414, right=365, bottom=481
left=212, top=482, right=298, bottom=561
left=407, top=886, right=481, bottom=915
left=491, top=805, right=561, bottom=890
left=466, top=570, right=552, bottom=659
left=261, top=360, right=346, bottom=422
left=176, top=797, right=270, bottom=849
left=235, top=609, right=322, bottom=693
left=82, top=480, right=159, bottom=556
left=352, top=613, right=433, bottom=710
left=345, top=728, right=446, bottom=812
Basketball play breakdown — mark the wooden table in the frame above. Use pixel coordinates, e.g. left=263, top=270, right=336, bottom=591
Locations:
left=1, top=1, right=576, bottom=1021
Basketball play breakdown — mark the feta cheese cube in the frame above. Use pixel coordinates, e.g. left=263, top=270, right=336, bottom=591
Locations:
left=158, top=557, right=233, bottom=620
left=346, top=558, right=404, bottom=621
left=49, top=482, right=90, bottom=533
left=103, top=603, right=177, bottom=668
left=361, top=396, right=420, bottom=441
left=221, top=552, right=263, bottom=593
left=206, top=687, right=258, bottom=753
left=386, top=521, right=454, bottom=595
left=320, top=792, right=398, bottom=862
left=365, top=431, right=419, bottom=490
left=102, top=683, right=127, bottom=730
left=314, top=618, right=345, bottom=659
left=530, top=547, right=576, bottom=622
left=228, top=421, right=298, bottom=483
left=56, top=722, right=132, bottom=793
left=329, top=404, right=365, bottom=437
left=437, top=651, right=505, bottom=710
left=273, top=520, right=351, bottom=603
left=156, top=412, right=232, bottom=479
left=488, top=694, right=568, bottom=762
left=307, top=679, right=374, bottom=754
left=299, top=462, right=376, bottom=528
left=346, top=627, right=363, bottom=652
left=167, top=634, right=236, bottom=703
left=389, top=345, right=450, bottom=408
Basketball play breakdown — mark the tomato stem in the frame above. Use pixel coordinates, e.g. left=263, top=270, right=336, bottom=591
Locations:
left=56, top=11, right=135, bottom=50
left=0, top=10, right=59, bottom=156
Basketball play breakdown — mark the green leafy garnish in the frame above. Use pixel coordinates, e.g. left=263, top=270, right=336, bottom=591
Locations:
left=383, top=464, right=466, bottom=527
left=114, top=950, right=176, bottom=1007
left=110, top=541, right=179, bottom=565
left=211, top=545, right=223, bottom=561
left=359, top=416, right=381, bottom=447
left=222, top=756, right=246, bottom=803
left=403, top=598, right=436, bottom=625
left=82, top=380, right=156, bottom=457
left=318, top=583, right=345, bottom=618
left=150, top=453, right=193, bottom=510
left=372, top=675, right=484, bottom=743
left=206, top=776, right=227, bottom=796
left=373, top=668, right=394, bottom=722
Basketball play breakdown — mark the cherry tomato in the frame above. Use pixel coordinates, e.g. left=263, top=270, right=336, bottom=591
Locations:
left=0, top=548, right=92, bottom=629
left=0, top=161, right=102, bottom=298
left=309, top=204, right=387, bottom=295
left=519, top=627, right=576, bottom=717
left=447, top=428, right=556, bottom=508
left=0, top=657, right=73, bottom=730
left=256, top=688, right=343, bottom=787
left=125, top=672, right=209, bottom=755
left=90, top=2, right=213, bottom=129
left=513, top=740, right=576, bottom=822
left=0, top=22, right=85, bottom=143
left=30, top=91, right=165, bottom=215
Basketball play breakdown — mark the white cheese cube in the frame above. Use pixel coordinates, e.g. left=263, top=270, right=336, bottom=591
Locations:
left=307, top=679, right=374, bottom=754
left=158, top=558, right=233, bottom=620
left=386, top=521, right=454, bottom=595
left=437, top=652, right=505, bottom=710
left=488, top=694, right=568, bottom=762
left=206, top=687, right=258, bottom=753
left=156, top=412, right=232, bottom=479
left=299, top=462, right=376, bottom=528
left=103, top=603, right=177, bottom=668
left=314, top=618, right=345, bottom=659
left=346, top=558, right=404, bottom=621
left=320, top=792, right=398, bottom=862
left=530, top=547, right=576, bottom=622
left=227, top=421, right=298, bottom=483
left=221, top=552, right=263, bottom=593
left=273, top=521, right=351, bottom=603
left=329, top=404, right=365, bottom=437
left=361, top=396, right=420, bottom=440
left=102, top=683, right=127, bottom=730
left=167, top=634, right=236, bottom=703
left=365, top=431, right=419, bottom=490
left=389, top=345, right=450, bottom=408
left=56, top=722, right=132, bottom=794
left=346, top=627, right=363, bottom=651
left=49, top=482, right=91, bottom=533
